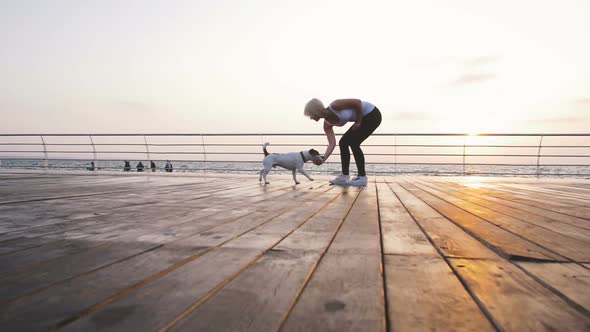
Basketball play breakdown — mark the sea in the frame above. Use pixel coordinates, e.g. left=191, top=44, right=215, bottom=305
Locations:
left=1, top=159, right=589, bottom=178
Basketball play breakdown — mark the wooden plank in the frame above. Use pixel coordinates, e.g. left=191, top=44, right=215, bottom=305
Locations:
left=385, top=255, right=494, bottom=332
left=58, top=247, right=263, bottom=332
left=417, top=178, right=590, bottom=235
left=164, top=192, right=359, bottom=331
left=477, top=182, right=590, bottom=211
left=0, top=178, right=255, bottom=233
left=376, top=182, right=438, bottom=257
left=170, top=193, right=333, bottom=249
left=0, top=236, right=55, bottom=254
left=0, top=176, right=276, bottom=239
left=517, top=262, right=590, bottom=311
left=167, top=250, right=317, bottom=332
left=0, top=185, right=338, bottom=330
left=0, top=239, right=107, bottom=273
left=494, top=182, right=590, bottom=204
left=0, top=181, right=182, bottom=205
left=388, top=182, right=501, bottom=260
left=1, top=176, right=246, bottom=224
left=0, top=187, right=327, bottom=300
left=0, top=176, right=245, bottom=220
left=377, top=180, right=494, bottom=331
left=545, top=183, right=590, bottom=195
left=56, top=186, right=340, bottom=331
left=388, top=178, right=590, bottom=330
left=411, top=181, right=590, bottom=262
left=153, top=185, right=335, bottom=245
left=459, top=182, right=590, bottom=220
left=0, top=245, right=210, bottom=332
left=0, top=206, right=213, bottom=274
left=0, top=196, right=179, bottom=235
left=428, top=178, right=590, bottom=229
left=0, top=242, right=157, bottom=303
left=0, top=179, right=301, bottom=245
left=398, top=181, right=564, bottom=261
left=449, top=258, right=590, bottom=331
left=281, top=185, right=385, bottom=332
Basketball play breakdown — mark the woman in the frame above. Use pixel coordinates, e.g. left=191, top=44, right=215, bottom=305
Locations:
left=304, top=98, right=382, bottom=186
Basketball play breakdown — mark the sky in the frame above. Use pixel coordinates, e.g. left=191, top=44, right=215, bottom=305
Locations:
left=0, top=0, right=589, bottom=134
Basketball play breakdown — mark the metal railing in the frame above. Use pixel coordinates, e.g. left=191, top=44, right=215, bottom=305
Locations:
left=0, top=133, right=589, bottom=176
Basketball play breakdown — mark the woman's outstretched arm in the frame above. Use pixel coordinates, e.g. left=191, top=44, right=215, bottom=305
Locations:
left=322, top=120, right=337, bottom=162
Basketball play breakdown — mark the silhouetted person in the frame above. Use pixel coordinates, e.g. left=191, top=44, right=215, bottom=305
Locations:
left=150, top=161, right=156, bottom=172
left=136, top=161, right=144, bottom=172
left=86, top=161, right=95, bottom=171
left=124, top=161, right=131, bottom=172
left=165, top=160, right=173, bottom=172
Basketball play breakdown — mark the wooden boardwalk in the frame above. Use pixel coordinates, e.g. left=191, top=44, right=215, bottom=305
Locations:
left=0, top=170, right=589, bottom=331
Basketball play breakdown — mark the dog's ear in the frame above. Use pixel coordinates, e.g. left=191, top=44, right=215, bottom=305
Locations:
left=309, top=149, right=320, bottom=156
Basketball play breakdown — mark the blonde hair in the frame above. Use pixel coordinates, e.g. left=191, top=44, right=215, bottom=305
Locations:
left=304, top=98, right=325, bottom=118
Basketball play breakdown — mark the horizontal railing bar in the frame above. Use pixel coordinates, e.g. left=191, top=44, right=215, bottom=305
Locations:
left=3, top=150, right=588, bottom=158
left=1, top=133, right=590, bottom=137
left=2, top=142, right=590, bottom=149
left=0, top=143, right=94, bottom=146
left=1, top=157, right=588, bottom=167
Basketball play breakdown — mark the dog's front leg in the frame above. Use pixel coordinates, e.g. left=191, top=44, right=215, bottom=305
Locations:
left=298, top=168, right=314, bottom=181
left=292, top=169, right=300, bottom=184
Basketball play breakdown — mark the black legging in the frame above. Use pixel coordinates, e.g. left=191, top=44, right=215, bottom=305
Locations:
left=339, top=107, right=382, bottom=177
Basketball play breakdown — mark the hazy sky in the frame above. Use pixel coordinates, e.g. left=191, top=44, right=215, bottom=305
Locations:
left=1, top=0, right=589, bottom=134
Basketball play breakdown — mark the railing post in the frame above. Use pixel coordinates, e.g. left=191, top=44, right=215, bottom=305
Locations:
left=394, top=134, right=397, bottom=174
left=201, top=134, right=207, bottom=174
left=463, top=135, right=466, bottom=175
left=143, top=135, right=150, bottom=175
left=89, top=135, right=97, bottom=171
left=40, top=135, right=49, bottom=169
left=536, top=135, right=544, bottom=176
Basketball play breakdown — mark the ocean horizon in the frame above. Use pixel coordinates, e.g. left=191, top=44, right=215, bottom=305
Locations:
left=2, top=159, right=589, bottom=178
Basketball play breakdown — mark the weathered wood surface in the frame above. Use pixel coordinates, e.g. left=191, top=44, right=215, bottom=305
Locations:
left=0, top=170, right=589, bottom=331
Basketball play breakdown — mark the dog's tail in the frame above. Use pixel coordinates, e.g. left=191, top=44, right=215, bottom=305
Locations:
left=263, top=142, right=270, bottom=156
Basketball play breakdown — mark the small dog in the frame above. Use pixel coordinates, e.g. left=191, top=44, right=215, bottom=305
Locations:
left=259, top=142, right=320, bottom=185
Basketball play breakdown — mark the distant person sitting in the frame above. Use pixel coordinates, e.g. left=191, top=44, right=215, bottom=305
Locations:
left=136, top=161, right=144, bottom=172
left=124, top=161, right=131, bottom=172
left=150, top=161, right=156, bottom=172
left=165, top=160, right=173, bottom=172
left=86, top=161, right=95, bottom=171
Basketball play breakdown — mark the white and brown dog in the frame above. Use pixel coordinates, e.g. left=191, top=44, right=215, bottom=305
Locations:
left=259, top=142, right=320, bottom=185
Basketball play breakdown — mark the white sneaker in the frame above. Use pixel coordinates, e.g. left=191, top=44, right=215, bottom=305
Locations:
left=329, top=174, right=350, bottom=185
left=346, top=176, right=368, bottom=186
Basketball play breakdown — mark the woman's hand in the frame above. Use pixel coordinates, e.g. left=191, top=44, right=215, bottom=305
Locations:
left=351, top=121, right=362, bottom=130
